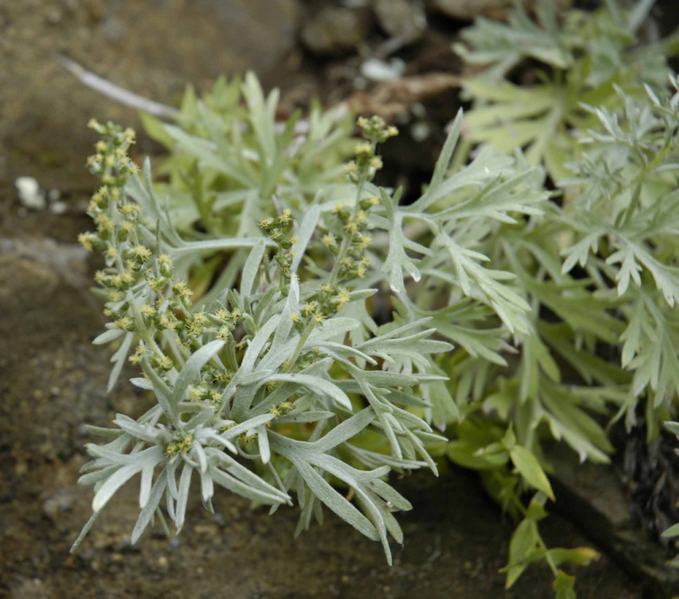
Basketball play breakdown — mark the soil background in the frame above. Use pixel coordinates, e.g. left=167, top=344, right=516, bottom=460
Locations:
left=0, top=1, right=659, bottom=597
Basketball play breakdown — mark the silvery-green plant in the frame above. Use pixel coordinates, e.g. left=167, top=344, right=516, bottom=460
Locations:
left=140, top=73, right=355, bottom=242
left=65, top=108, right=457, bottom=555
left=74, top=117, right=449, bottom=563
left=137, top=73, right=357, bottom=310
left=73, top=74, right=561, bottom=562
left=447, top=79, right=679, bottom=469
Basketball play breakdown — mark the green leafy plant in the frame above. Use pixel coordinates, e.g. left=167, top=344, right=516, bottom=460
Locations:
left=455, top=0, right=678, bottom=180
left=440, top=2, right=679, bottom=593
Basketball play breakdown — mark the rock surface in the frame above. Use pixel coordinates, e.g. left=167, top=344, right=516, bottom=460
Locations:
left=374, top=0, right=427, bottom=44
left=301, top=6, right=372, bottom=56
left=550, top=446, right=679, bottom=596
left=0, top=0, right=300, bottom=191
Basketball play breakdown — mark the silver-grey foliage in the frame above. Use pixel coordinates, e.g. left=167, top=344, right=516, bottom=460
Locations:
left=75, top=102, right=544, bottom=561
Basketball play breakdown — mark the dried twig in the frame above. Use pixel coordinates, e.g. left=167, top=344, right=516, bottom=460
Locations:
left=344, top=72, right=461, bottom=120
left=57, top=54, right=178, bottom=119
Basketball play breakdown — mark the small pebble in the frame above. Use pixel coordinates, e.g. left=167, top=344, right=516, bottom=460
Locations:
left=15, top=176, right=46, bottom=210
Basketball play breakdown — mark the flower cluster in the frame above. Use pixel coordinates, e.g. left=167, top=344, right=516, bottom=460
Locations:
left=258, top=208, right=296, bottom=282
left=332, top=198, right=378, bottom=280
left=78, top=121, right=137, bottom=258
left=79, top=122, right=220, bottom=378
left=345, top=116, right=396, bottom=182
